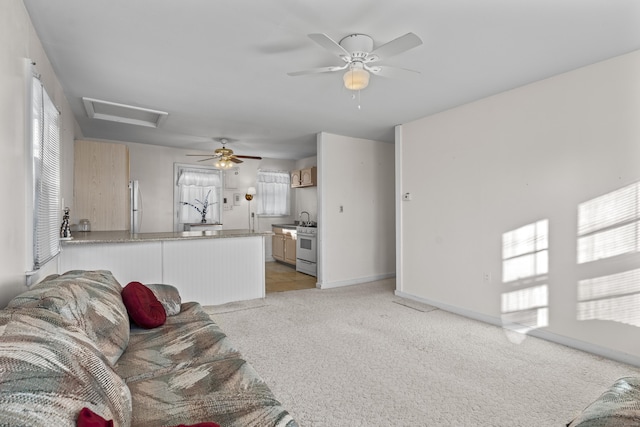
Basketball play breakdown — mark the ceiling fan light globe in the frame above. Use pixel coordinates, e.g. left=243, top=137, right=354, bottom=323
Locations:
left=343, top=68, right=370, bottom=91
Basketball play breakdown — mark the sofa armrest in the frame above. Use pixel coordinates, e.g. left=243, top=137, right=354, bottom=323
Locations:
left=567, top=377, right=640, bottom=426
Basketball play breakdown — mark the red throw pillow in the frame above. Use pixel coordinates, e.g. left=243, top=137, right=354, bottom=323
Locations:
left=122, top=281, right=167, bottom=328
left=77, top=407, right=113, bottom=427
left=78, top=408, right=218, bottom=427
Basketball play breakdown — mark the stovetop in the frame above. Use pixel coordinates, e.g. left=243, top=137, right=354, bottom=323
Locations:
left=296, top=225, right=317, bottom=235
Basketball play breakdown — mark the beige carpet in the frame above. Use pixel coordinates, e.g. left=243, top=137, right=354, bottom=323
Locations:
left=205, top=279, right=640, bottom=426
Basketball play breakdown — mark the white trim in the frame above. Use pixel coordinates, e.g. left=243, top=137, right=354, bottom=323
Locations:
left=319, top=273, right=396, bottom=289
left=317, top=132, right=325, bottom=286
left=395, top=290, right=640, bottom=367
left=24, top=59, right=35, bottom=281
left=394, top=125, right=403, bottom=294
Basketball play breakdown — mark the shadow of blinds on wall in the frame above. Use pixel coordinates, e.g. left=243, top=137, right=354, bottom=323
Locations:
left=27, top=61, right=61, bottom=274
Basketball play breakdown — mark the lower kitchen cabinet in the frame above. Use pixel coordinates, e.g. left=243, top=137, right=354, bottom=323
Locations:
left=272, top=234, right=285, bottom=261
left=284, top=235, right=297, bottom=264
left=272, top=227, right=296, bottom=265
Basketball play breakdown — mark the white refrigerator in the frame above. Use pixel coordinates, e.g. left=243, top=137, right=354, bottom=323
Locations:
left=129, top=180, right=142, bottom=233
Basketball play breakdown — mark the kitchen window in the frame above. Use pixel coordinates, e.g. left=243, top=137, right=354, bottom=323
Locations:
left=173, top=163, right=222, bottom=231
left=256, top=170, right=290, bottom=216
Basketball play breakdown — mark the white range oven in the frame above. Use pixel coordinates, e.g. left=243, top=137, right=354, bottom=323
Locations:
left=296, top=225, right=317, bottom=277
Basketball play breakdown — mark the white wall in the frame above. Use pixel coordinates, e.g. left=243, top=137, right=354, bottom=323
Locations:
left=0, top=0, right=76, bottom=306
left=318, top=132, right=396, bottom=288
left=398, top=50, right=640, bottom=364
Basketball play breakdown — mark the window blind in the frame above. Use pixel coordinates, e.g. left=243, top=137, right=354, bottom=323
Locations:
left=30, top=69, right=61, bottom=270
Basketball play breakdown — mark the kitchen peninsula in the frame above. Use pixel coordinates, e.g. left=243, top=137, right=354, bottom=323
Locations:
left=60, top=230, right=271, bottom=305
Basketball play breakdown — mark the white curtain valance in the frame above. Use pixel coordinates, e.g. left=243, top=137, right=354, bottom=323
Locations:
left=257, top=170, right=290, bottom=185
left=177, top=170, right=221, bottom=187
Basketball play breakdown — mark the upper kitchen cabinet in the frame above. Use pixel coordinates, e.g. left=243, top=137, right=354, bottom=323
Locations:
left=74, top=140, right=130, bottom=231
left=291, top=166, right=317, bottom=188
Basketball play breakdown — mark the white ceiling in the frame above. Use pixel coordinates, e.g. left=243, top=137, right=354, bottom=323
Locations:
left=23, top=0, right=640, bottom=159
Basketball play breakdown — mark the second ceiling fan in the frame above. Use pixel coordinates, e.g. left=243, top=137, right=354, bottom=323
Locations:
left=287, top=32, right=423, bottom=90
left=187, top=137, right=262, bottom=169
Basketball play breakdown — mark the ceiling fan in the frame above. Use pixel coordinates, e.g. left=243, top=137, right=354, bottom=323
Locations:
left=287, top=32, right=423, bottom=90
left=187, top=137, right=262, bottom=169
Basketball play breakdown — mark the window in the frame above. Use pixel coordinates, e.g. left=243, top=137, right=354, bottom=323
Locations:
left=173, top=163, right=222, bottom=231
left=256, top=170, right=290, bottom=216
left=28, top=64, right=61, bottom=272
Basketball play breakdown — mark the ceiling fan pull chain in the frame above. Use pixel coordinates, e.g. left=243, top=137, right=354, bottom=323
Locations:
left=350, top=91, right=362, bottom=109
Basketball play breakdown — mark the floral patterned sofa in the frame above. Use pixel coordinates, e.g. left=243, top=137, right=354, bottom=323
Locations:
left=0, top=270, right=297, bottom=427
left=567, top=377, right=640, bottom=426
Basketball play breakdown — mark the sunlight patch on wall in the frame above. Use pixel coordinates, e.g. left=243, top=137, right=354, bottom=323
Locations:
left=578, top=268, right=640, bottom=327
left=501, top=285, right=549, bottom=329
left=502, top=219, right=549, bottom=283
left=501, top=220, right=550, bottom=343
left=578, top=182, right=640, bottom=263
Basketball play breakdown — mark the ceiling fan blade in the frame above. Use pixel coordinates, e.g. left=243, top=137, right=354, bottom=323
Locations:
left=196, top=157, right=218, bottom=162
left=235, top=155, right=263, bottom=160
left=229, top=157, right=244, bottom=164
left=368, top=32, right=423, bottom=62
left=367, top=64, right=420, bottom=79
left=287, top=64, right=348, bottom=77
left=186, top=153, right=221, bottom=157
left=308, top=33, right=350, bottom=60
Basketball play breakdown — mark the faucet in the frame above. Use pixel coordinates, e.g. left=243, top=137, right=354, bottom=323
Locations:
left=300, top=211, right=310, bottom=226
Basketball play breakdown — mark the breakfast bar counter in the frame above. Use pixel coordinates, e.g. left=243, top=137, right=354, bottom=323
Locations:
left=63, top=229, right=272, bottom=244
left=59, top=229, right=271, bottom=305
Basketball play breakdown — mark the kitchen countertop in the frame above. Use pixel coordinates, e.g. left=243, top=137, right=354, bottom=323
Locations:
left=62, top=229, right=273, bottom=245
left=272, top=224, right=298, bottom=230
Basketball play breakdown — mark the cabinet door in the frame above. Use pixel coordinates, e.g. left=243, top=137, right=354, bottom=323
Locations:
left=291, top=170, right=301, bottom=188
left=272, top=234, right=285, bottom=261
left=284, top=235, right=297, bottom=264
left=300, top=167, right=317, bottom=187
left=74, top=140, right=130, bottom=230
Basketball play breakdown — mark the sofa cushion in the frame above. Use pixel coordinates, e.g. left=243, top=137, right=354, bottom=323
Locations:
left=7, top=270, right=130, bottom=365
left=145, top=283, right=182, bottom=316
left=115, top=302, right=236, bottom=382
left=125, top=356, right=297, bottom=427
left=122, top=282, right=166, bottom=329
left=0, top=309, right=132, bottom=427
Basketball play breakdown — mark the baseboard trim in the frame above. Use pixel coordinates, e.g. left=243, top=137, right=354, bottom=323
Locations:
left=319, top=273, right=396, bottom=289
left=395, top=290, right=640, bottom=368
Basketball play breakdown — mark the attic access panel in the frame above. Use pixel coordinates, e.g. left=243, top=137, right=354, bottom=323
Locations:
left=82, top=97, right=168, bottom=128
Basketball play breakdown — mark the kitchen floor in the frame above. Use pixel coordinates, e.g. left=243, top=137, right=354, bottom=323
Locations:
left=265, top=261, right=317, bottom=293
